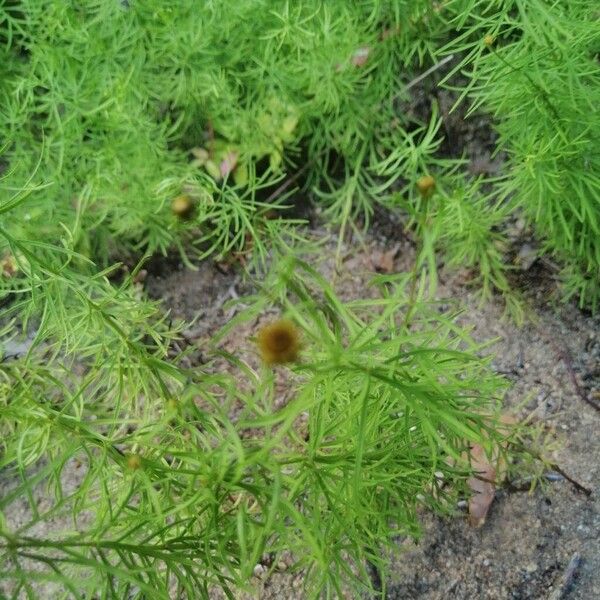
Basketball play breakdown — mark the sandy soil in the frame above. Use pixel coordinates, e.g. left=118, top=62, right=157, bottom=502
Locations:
left=383, top=279, right=600, bottom=600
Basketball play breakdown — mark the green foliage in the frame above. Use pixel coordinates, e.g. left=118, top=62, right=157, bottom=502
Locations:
left=1, top=231, right=516, bottom=596
left=0, top=1, right=598, bottom=597
left=0, top=165, right=518, bottom=598
left=3, top=0, right=597, bottom=305
left=2, top=0, right=599, bottom=304
left=0, top=0, right=445, bottom=263
left=429, top=175, right=524, bottom=320
left=442, top=0, right=600, bottom=308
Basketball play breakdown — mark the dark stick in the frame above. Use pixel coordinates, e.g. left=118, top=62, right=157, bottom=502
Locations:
left=541, top=329, right=600, bottom=414
left=547, top=462, right=592, bottom=497
left=510, top=441, right=593, bottom=497
left=557, top=342, right=600, bottom=413
left=366, top=557, right=383, bottom=595
left=549, top=552, right=582, bottom=600
left=264, top=161, right=313, bottom=204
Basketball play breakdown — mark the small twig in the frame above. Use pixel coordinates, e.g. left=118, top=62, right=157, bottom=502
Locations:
left=547, top=462, right=592, bottom=497
left=561, top=348, right=600, bottom=413
left=366, top=558, right=383, bottom=594
left=401, top=54, right=456, bottom=94
left=549, top=552, right=582, bottom=600
left=264, top=161, right=313, bottom=204
left=504, top=471, right=564, bottom=493
left=365, top=543, right=388, bottom=597
left=497, top=467, right=590, bottom=496
left=510, top=441, right=593, bottom=497
left=549, top=335, right=600, bottom=413
left=507, top=462, right=591, bottom=496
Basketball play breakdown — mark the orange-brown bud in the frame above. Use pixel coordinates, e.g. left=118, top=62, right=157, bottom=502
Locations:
left=257, top=319, right=301, bottom=365
left=416, top=175, right=436, bottom=198
left=126, top=454, right=143, bottom=470
left=171, top=194, right=194, bottom=219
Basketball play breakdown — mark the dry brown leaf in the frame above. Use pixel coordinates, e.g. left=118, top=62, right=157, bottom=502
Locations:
left=370, top=244, right=399, bottom=273
left=219, top=151, right=238, bottom=178
left=1, top=254, right=18, bottom=278
left=466, top=414, right=516, bottom=527
left=467, top=443, right=497, bottom=527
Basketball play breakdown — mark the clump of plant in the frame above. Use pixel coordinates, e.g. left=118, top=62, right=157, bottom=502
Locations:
left=442, top=0, right=600, bottom=309
left=3, top=1, right=599, bottom=310
left=0, top=1, right=448, bottom=264
left=1, top=212, right=527, bottom=597
left=0, top=167, right=531, bottom=597
left=0, top=3, right=512, bottom=292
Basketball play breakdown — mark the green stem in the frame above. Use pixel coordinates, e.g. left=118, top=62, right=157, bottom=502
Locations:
left=403, top=195, right=431, bottom=330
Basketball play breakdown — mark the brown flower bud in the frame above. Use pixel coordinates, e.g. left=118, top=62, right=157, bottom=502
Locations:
left=126, top=454, right=142, bottom=470
left=257, top=319, right=301, bottom=365
left=171, top=194, right=194, bottom=219
left=416, top=175, right=436, bottom=198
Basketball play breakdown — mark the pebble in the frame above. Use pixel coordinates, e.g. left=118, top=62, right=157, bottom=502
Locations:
left=525, top=562, right=538, bottom=573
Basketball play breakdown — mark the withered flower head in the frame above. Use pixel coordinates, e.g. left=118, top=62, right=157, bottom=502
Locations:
left=126, top=454, right=142, bottom=470
left=171, top=194, right=195, bottom=219
left=416, top=175, right=436, bottom=198
left=257, top=319, right=301, bottom=365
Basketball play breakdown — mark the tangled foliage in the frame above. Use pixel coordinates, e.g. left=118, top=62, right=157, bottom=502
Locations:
left=2, top=1, right=598, bottom=303
left=0, top=1, right=598, bottom=597
left=1, top=244, right=519, bottom=597
left=443, top=0, right=600, bottom=308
